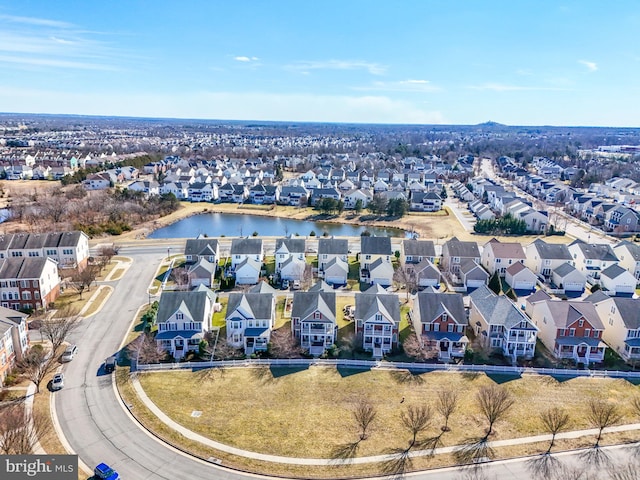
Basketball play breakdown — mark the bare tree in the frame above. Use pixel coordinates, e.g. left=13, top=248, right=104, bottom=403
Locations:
left=586, top=398, right=622, bottom=447
left=353, top=397, right=377, bottom=441
left=540, top=406, right=570, bottom=454
left=437, top=388, right=459, bottom=432
left=127, top=333, right=167, bottom=365
left=16, top=346, right=58, bottom=394
left=393, top=264, right=418, bottom=301
left=610, top=461, right=640, bottom=480
left=0, top=404, right=51, bottom=454
left=39, top=306, right=82, bottom=353
left=476, top=385, right=514, bottom=436
left=403, top=331, right=439, bottom=361
left=170, top=266, right=190, bottom=291
left=95, top=245, right=118, bottom=270
left=67, top=265, right=99, bottom=299
left=401, top=404, right=433, bottom=448
left=209, top=334, right=243, bottom=360
left=269, top=326, right=303, bottom=359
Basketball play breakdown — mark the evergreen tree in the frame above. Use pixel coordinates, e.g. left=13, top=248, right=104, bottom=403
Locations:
left=488, top=272, right=502, bottom=295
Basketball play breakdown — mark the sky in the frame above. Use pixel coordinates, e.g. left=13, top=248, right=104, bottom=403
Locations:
left=0, top=0, right=639, bottom=126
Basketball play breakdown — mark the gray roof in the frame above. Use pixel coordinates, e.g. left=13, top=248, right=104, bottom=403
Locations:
left=530, top=239, right=572, bottom=260
left=291, top=291, right=336, bottom=323
left=318, top=238, right=348, bottom=256
left=553, top=262, right=578, bottom=277
left=0, top=257, right=52, bottom=279
left=601, top=263, right=628, bottom=279
left=248, top=281, right=277, bottom=294
left=611, top=297, right=640, bottom=329
left=459, top=258, right=487, bottom=276
left=402, top=240, right=435, bottom=259
left=572, top=241, right=618, bottom=262
left=187, top=258, right=216, bottom=276
left=469, top=285, right=535, bottom=330
left=539, top=300, right=604, bottom=329
left=416, top=292, right=466, bottom=325
left=361, top=236, right=392, bottom=255
left=231, top=238, right=263, bottom=255
left=226, top=292, right=274, bottom=320
left=583, top=290, right=611, bottom=304
left=444, top=238, right=480, bottom=259
left=275, top=238, right=306, bottom=254
left=362, top=283, right=389, bottom=294
left=309, top=280, right=335, bottom=292
left=156, top=288, right=217, bottom=324
left=0, top=231, right=86, bottom=251
left=355, top=293, right=400, bottom=325
left=614, top=241, right=640, bottom=261
left=184, top=238, right=219, bottom=258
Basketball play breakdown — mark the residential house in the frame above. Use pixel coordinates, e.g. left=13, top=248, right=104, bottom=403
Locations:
left=600, top=264, right=636, bottom=296
left=343, top=189, right=373, bottom=209
left=187, top=258, right=216, bottom=288
left=406, top=259, right=441, bottom=289
left=187, top=182, right=217, bottom=202
left=525, top=239, right=573, bottom=280
left=551, top=263, right=587, bottom=293
left=401, top=240, right=436, bottom=265
left=127, top=180, right=160, bottom=197
left=613, top=241, right=640, bottom=281
left=359, top=236, right=393, bottom=286
left=410, top=192, right=442, bottom=212
left=441, top=237, right=481, bottom=275
left=481, top=239, right=526, bottom=277
left=275, top=238, right=306, bottom=277
left=0, top=308, right=28, bottom=387
left=355, top=292, right=400, bottom=357
left=82, top=172, right=111, bottom=190
left=0, top=231, right=92, bottom=270
left=321, top=257, right=348, bottom=287
left=184, top=238, right=219, bottom=265
left=226, top=292, right=275, bottom=355
left=530, top=299, right=606, bottom=365
left=0, top=257, right=60, bottom=310
left=291, top=291, right=337, bottom=356
left=155, top=286, right=216, bottom=360
left=604, top=206, right=639, bottom=232
left=469, top=285, right=538, bottom=361
left=459, top=259, right=489, bottom=291
left=504, top=262, right=537, bottom=293
left=410, top=292, right=468, bottom=361
left=230, top=238, right=263, bottom=285
left=593, top=297, right=640, bottom=365
left=568, top=240, right=619, bottom=282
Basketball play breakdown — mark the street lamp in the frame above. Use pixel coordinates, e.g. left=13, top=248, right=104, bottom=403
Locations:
left=167, top=247, right=171, bottom=260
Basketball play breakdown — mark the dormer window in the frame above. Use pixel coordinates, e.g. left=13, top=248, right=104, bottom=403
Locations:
left=578, top=319, right=584, bottom=327
left=176, top=313, right=184, bottom=320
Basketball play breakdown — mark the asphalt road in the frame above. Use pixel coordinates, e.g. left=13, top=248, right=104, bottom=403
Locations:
left=54, top=244, right=632, bottom=480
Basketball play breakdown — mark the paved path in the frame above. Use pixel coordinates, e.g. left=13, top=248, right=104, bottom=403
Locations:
left=131, top=374, right=640, bottom=466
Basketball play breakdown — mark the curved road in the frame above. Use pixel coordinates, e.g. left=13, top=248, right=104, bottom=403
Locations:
left=55, top=244, right=631, bottom=480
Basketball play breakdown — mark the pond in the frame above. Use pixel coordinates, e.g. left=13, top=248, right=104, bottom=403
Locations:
left=148, top=212, right=404, bottom=239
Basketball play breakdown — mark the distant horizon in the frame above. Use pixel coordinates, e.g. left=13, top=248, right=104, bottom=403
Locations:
left=2, top=111, right=639, bottom=131
left=0, top=2, right=638, bottom=127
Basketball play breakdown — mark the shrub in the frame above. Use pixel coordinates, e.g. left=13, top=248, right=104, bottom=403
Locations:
left=309, top=230, right=316, bottom=236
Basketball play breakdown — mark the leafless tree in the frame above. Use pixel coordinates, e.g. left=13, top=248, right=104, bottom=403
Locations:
left=209, top=334, right=243, bottom=361
left=170, top=266, right=190, bottom=291
left=540, top=406, right=571, bottom=454
left=403, top=331, right=439, bottom=362
left=269, top=326, right=303, bottom=359
left=401, top=404, right=433, bottom=448
left=96, top=245, right=118, bottom=270
left=67, top=265, right=99, bottom=299
left=353, top=397, right=377, bottom=441
left=476, top=385, right=514, bottom=437
left=609, top=461, right=640, bottom=480
left=0, top=404, right=51, bottom=454
left=16, top=346, right=58, bottom=394
left=586, top=398, right=622, bottom=448
left=39, top=305, right=82, bottom=353
left=127, top=333, right=167, bottom=365
left=393, top=264, right=418, bottom=301
left=437, top=388, right=459, bottom=432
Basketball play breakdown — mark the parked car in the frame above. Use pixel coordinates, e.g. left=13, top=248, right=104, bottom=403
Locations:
left=104, top=356, right=117, bottom=374
left=61, top=344, right=78, bottom=362
left=281, top=279, right=290, bottom=290
left=51, top=373, right=64, bottom=391
left=93, top=463, right=119, bottom=480
left=292, top=280, right=301, bottom=290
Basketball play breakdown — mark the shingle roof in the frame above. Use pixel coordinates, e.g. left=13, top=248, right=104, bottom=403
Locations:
left=553, top=262, right=578, bottom=277
left=355, top=293, right=400, bottom=325
left=318, top=238, right=349, bottom=256
left=572, top=242, right=618, bottom=262
left=184, top=238, right=219, bottom=258
left=444, top=238, right=480, bottom=258
left=275, top=238, right=306, bottom=254
left=0, top=257, right=52, bottom=279
left=291, top=291, right=336, bottom=323
left=361, top=236, right=392, bottom=255
left=248, top=281, right=277, bottom=294
left=601, top=263, right=628, bottom=279
left=614, top=241, right=640, bottom=261
left=231, top=238, right=263, bottom=255
left=226, top=292, right=274, bottom=320
left=156, top=289, right=217, bottom=324
left=484, top=239, right=525, bottom=259
left=539, top=300, right=604, bottom=329
left=530, top=239, right=572, bottom=260
left=610, top=297, right=640, bottom=329
left=470, top=285, right=535, bottom=329
left=308, top=280, right=334, bottom=292
left=416, top=292, right=466, bottom=325
left=402, top=240, right=436, bottom=258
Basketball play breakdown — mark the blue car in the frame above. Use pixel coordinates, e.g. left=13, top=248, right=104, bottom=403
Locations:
left=94, top=463, right=119, bottom=480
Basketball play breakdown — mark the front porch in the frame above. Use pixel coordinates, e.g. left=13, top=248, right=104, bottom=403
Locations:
left=554, top=337, right=606, bottom=364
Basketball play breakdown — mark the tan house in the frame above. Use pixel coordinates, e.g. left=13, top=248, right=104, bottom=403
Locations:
left=481, top=239, right=526, bottom=277
left=592, top=296, right=640, bottom=365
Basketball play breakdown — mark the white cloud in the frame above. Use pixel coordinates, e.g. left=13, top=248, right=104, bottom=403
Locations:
left=578, top=60, right=598, bottom=72
left=0, top=14, right=73, bottom=29
left=0, top=87, right=446, bottom=124
left=354, top=79, right=442, bottom=93
left=234, top=56, right=259, bottom=62
left=468, top=83, right=569, bottom=92
left=286, top=60, right=387, bottom=75
left=0, top=54, right=118, bottom=71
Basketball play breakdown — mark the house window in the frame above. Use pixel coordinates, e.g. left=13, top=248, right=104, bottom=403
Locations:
left=578, top=319, right=584, bottom=327
left=585, top=329, right=591, bottom=337
left=375, top=313, right=382, bottom=321
left=569, top=328, right=575, bottom=337
left=176, top=313, right=184, bottom=320
left=314, top=312, right=321, bottom=319
left=442, top=313, right=448, bottom=322
left=611, top=306, right=616, bottom=314
left=433, top=323, right=439, bottom=332
left=491, top=338, right=502, bottom=347
left=448, top=323, right=454, bottom=332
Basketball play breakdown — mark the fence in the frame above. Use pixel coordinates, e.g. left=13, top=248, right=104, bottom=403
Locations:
left=135, top=357, right=640, bottom=380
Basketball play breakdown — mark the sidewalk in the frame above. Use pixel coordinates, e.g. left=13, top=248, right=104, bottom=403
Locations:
left=130, top=375, right=640, bottom=466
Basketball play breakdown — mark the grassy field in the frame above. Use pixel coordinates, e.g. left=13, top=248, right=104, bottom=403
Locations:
left=136, top=367, right=640, bottom=461
left=81, top=286, right=113, bottom=317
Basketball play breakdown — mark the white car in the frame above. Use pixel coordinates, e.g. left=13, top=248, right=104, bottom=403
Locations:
left=51, top=373, right=64, bottom=391
left=61, top=344, right=78, bottom=362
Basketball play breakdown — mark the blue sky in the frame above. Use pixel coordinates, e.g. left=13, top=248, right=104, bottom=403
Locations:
left=0, top=1, right=638, bottom=126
